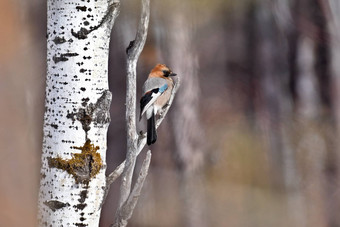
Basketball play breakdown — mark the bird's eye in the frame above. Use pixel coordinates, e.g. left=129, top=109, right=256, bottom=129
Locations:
left=162, top=70, right=170, bottom=77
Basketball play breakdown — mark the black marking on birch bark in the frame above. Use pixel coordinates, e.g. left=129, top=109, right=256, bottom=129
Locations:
left=75, top=223, right=88, bottom=227
left=66, top=90, right=112, bottom=138
left=71, top=27, right=90, bottom=40
left=75, top=192, right=88, bottom=226
left=74, top=189, right=88, bottom=211
left=74, top=223, right=88, bottom=227
left=50, top=123, right=58, bottom=129
left=53, top=52, right=79, bottom=63
left=44, top=200, right=70, bottom=212
left=76, top=6, right=87, bottom=12
left=79, top=190, right=88, bottom=203
left=74, top=203, right=87, bottom=211
left=81, top=97, right=90, bottom=107
left=53, top=36, right=66, bottom=44
left=80, top=217, right=86, bottom=222
left=71, top=2, right=120, bottom=40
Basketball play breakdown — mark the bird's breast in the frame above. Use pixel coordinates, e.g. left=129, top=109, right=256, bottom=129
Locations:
left=154, top=81, right=173, bottom=113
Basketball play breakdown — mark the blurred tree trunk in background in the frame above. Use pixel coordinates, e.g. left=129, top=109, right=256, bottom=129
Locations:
left=153, top=1, right=207, bottom=226
left=250, top=0, right=306, bottom=226
left=303, top=0, right=339, bottom=226
left=251, top=0, right=340, bottom=226
left=168, top=14, right=207, bottom=227
left=295, top=32, right=328, bottom=227
left=329, top=0, right=340, bottom=126
left=293, top=0, right=329, bottom=226
left=326, top=0, right=340, bottom=226
left=253, top=0, right=289, bottom=188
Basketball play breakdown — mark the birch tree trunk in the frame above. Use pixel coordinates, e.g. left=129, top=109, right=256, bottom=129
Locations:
left=38, top=0, right=119, bottom=226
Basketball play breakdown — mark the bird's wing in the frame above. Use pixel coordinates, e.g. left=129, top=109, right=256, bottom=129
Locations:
left=140, top=82, right=168, bottom=120
left=142, top=77, right=168, bottom=93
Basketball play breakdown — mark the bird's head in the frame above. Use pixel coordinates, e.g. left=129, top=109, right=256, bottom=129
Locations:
left=150, top=64, right=177, bottom=78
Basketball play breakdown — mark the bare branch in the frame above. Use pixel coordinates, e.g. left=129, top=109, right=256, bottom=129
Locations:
left=107, top=161, right=125, bottom=185
left=117, top=0, right=150, bottom=209
left=328, top=0, right=340, bottom=38
left=109, top=0, right=151, bottom=225
left=105, top=1, right=181, bottom=224
left=112, top=151, right=152, bottom=227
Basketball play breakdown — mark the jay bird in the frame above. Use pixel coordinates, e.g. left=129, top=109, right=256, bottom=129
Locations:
left=140, top=64, right=177, bottom=145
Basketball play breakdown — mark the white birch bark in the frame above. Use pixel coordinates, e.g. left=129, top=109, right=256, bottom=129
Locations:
left=38, top=0, right=120, bottom=226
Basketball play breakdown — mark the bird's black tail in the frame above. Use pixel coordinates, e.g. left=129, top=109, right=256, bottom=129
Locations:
left=147, top=113, right=157, bottom=145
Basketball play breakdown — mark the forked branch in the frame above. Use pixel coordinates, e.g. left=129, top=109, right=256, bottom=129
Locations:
left=110, top=0, right=151, bottom=226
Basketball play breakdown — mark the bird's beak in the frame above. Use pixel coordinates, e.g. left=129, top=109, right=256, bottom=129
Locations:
left=170, top=73, right=177, bottom=77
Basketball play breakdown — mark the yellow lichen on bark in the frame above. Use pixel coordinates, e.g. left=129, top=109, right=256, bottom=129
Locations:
left=48, top=139, right=102, bottom=184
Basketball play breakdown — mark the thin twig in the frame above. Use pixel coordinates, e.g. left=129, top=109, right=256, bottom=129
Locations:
left=112, top=151, right=152, bottom=227
left=117, top=0, right=150, bottom=209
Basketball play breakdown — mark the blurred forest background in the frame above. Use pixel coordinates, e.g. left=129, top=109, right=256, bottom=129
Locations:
left=1, top=0, right=340, bottom=226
